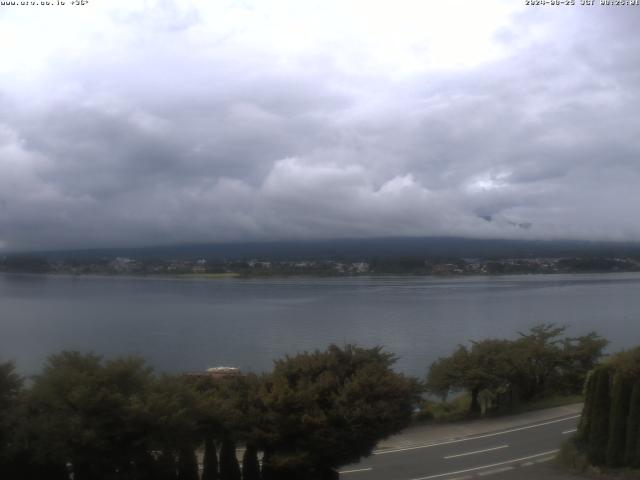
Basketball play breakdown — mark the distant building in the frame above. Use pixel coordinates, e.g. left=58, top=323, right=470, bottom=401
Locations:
left=351, top=262, right=369, bottom=273
left=206, top=366, right=241, bottom=379
left=185, top=366, right=241, bottom=380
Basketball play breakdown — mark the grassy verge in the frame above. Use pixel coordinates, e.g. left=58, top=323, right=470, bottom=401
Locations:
left=557, top=438, right=640, bottom=479
left=413, top=394, right=584, bottom=425
left=489, top=394, right=584, bottom=416
left=413, top=394, right=471, bottom=423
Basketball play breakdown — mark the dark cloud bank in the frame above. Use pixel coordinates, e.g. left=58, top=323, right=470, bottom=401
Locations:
left=1, top=3, right=640, bottom=252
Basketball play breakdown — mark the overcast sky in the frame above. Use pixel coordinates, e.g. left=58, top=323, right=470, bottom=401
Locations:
left=1, top=1, right=639, bottom=251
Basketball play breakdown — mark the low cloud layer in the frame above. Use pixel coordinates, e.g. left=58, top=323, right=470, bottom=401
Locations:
left=1, top=1, right=640, bottom=251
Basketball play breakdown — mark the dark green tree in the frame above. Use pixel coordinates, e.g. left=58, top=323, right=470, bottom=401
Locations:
left=219, top=436, right=241, bottom=480
left=624, top=383, right=640, bottom=467
left=0, top=362, right=23, bottom=479
left=427, top=340, right=516, bottom=414
left=258, top=345, right=420, bottom=479
left=427, top=346, right=471, bottom=402
left=142, top=374, right=201, bottom=455
left=242, top=444, right=261, bottom=480
left=427, top=325, right=607, bottom=416
left=587, top=367, right=611, bottom=465
left=511, top=324, right=567, bottom=400
left=156, top=451, right=178, bottom=480
left=606, top=374, right=633, bottom=467
left=202, top=437, right=219, bottom=480
left=23, top=352, right=157, bottom=479
left=577, top=370, right=596, bottom=442
left=177, top=446, right=199, bottom=480
left=260, top=450, right=275, bottom=480
left=560, top=332, right=608, bottom=394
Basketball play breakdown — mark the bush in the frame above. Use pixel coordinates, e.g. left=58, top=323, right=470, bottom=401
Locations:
left=558, top=437, right=590, bottom=473
left=576, top=346, right=640, bottom=470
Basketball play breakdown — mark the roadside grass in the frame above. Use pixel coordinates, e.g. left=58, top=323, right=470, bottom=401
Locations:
left=413, top=393, right=471, bottom=423
left=413, top=394, right=583, bottom=425
left=488, top=394, right=584, bottom=417
left=557, top=437, right=590, bottom=473
left=557, top=437, right=640, bottom=479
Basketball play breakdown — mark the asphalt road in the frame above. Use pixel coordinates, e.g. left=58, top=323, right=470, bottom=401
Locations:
left=339, top=414, right=580, bottom=480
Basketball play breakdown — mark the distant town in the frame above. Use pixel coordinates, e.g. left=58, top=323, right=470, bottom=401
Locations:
left=2, top=253, right=640, bottom=277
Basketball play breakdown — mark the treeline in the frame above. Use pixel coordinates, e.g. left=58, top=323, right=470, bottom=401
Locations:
left=0, top=255, right=50, bottom=273
left=576, top=347, right=640, bottom=468
left=0, top=346, right=420, bottom=480
left=426, top=325, right=608, bottom=415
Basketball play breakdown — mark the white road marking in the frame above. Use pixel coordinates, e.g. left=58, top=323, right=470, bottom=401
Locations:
left=444, top=445, right=509, bottom=459
left=338, top=467, right=373, bottom=474
left=521, top=462, right=534, bottom=467
left=409, top=449, right=559, bottom=480
left=562, top=429, right=577, bottom=435
left=477, top=466, right=514, bottom=476
left=535, top=456, right=555, bottom=463
left=374, top=415, right=579, bottom=455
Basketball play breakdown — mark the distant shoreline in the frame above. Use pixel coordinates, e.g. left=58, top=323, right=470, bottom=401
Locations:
left=2, top=269, right=640, bottom=282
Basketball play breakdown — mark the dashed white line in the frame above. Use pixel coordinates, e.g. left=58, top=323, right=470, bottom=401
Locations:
left=562, top=428, right=577, bottom=435
left=477, top=466, right=514, bottom=476
left=444, top=445, right=509, bottom=459
left=338, top=467, right=373, bottom=474
left=409, top=449, right=559, bottom=480
left=374, top=415, right=579, bottom=455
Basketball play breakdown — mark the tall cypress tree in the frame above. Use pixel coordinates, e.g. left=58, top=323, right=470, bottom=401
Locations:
left=577, top=370, right=596, bottom=443
left=260, top=449, right=275, bottom=480
left=156, top=451, right=178, bottom=480
left=202, top=437, right=220, bottom=480
left=242, top=444, right=261, bottom=480
left=177, top=447, right=199, bottom=480
left=219, top=437, right=241, bottom=480
left=606, top=374, right=633, bottom=467
left=626, top=383, right=640, bottom=467
left=587, top=367, right=611, bottom=466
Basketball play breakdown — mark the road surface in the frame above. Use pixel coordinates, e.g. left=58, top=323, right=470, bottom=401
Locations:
left=339, top=411, right=581, bottom=480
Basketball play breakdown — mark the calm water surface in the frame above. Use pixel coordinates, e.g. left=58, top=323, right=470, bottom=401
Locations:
left=1, top=272, right=639, bottom=376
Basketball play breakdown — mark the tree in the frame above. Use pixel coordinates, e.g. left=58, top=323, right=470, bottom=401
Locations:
left=426, top=325, right=607, bottom=416
left=141, top=374, right=202, bottom=480
left=427, top=340, right=517, bottom=414
left=511, top=324, right=567, bottom=400
left=177, top=447, right=199, bottom=480
left=578, top=346, right=640, bottom=468
left=577, top=370, right=596, bottom=443
left=0, top=361, right=21, bottom=410
left=242, top=444, right=261, bottom=480
left=0, top=255, right=50, bottom=273
left=606, top=374, right=633, bottom=467
left=560, top=332, right=608, bottom=394
left=258, top=345, right=420, bottom=479
left=23, top=351, right=156, bottom=479
left=426, top=346, right=470, bottom=401
left=0, top=361, right=23, bottom=478
left=587, top=367, right=611, bottom=466
left=156, top=451, right=178, bottom=480
left=219, top=436, right=241, bottom=480
left=202, top=437, right=219, bottom=480
left=625, top=383, right=640, bottom=467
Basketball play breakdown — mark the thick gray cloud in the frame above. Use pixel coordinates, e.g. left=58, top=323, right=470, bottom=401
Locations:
left=1, top=1, right=640, bottom=251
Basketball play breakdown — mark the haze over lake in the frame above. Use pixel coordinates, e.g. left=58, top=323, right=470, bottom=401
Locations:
left=1, top=272, right=638, bottom=377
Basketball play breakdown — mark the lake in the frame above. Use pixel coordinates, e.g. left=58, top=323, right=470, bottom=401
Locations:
left=1, top=272, right=639, bottom=377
